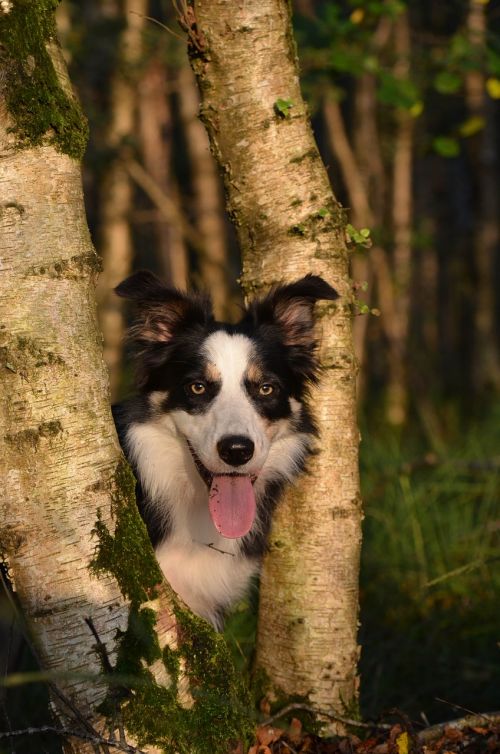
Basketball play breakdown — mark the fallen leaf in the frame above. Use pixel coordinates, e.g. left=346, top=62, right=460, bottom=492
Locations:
left=288, top=717, right=302, bottom=744
left=396, top=731, right=410, bottom=754
left=256, top=725, right=284, bottom=746
left=443, top=726, right=463, bottom=740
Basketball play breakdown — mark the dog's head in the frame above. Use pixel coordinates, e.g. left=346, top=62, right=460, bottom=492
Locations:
left=116, top=271, right=338, bottom=538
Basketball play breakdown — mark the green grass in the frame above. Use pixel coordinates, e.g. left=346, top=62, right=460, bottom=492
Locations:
left=359, top=406, right=500, bottom=722
left=224, top=404, right=500, bottom=725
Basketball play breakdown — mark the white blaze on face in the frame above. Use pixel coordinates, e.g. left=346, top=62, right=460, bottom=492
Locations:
left=171, top=330, right=270, bottom=475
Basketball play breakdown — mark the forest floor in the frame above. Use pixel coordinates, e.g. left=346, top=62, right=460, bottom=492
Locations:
left=245, top=714, right=500, bottom=754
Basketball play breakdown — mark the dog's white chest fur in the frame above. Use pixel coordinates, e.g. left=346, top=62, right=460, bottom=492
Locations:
left=126, top=417, right=259, bottom=627
left=155, top=538, right=257, bottom=628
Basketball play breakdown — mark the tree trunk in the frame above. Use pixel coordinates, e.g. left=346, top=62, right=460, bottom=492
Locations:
left=96, top=0, right=146, bottom=401
left=138, top=56, right=189, bottom=289
left=0, top=5, right=249, bottom=752
left=190, top=0, right=361, bottom=725
left=177, top=63, right=233, bottom=318
left=466, top=0, right=500, bottom=392
left=387, top=11, right=414, bottom=426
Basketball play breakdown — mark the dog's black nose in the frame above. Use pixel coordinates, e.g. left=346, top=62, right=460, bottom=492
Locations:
left=217, top=435, right=255, bottom=466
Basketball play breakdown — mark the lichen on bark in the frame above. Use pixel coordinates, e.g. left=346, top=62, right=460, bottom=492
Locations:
left=0, top=0, right=88, bottom=158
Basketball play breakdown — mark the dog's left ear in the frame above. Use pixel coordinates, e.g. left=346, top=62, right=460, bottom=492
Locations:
left=250, top=274, right=339, bottom=348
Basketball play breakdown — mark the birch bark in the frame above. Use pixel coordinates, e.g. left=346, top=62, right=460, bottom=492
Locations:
left=190, top=0, right=362, bottom=723
left=0, top=4, right=247, bottom=752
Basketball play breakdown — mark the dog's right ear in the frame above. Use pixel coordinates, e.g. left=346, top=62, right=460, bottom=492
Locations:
left=115, top=270, right=213, bottom=345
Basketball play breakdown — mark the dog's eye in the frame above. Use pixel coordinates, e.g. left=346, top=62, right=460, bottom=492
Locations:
left=259, top=383, right=274, bottom=396
left=190, top=382, right=206, bottom=395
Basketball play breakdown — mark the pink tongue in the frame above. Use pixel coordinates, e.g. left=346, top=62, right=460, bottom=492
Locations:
left=208, top=475, right=256, bottom=538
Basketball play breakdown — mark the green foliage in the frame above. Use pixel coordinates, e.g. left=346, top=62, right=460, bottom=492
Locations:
left=294, top=0, right=421, bottom=112
left=433, top=70, right=462, bottom=95
left=294, top=0, right=500, bottom=164
left=432, top=135, right=460, bottom=158
left=346, top=223, right=371, bottom=248
left=274, top=97, right=295, bottom=118
left=377, top=70, right=420, bottom=110
left=0, top=0, right=88, bottom=158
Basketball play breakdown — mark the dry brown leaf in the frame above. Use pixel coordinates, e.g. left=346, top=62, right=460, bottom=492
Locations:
left=443, top=727, right=462, bottom=740
left=256, top=725, right=285, bottom=746
left=288, top=717, right=303, bottom=744
left=471, top=726, right=488, bottom=735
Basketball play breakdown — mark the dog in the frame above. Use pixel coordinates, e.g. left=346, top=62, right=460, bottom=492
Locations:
left=112, top=270, right=338, bottom=629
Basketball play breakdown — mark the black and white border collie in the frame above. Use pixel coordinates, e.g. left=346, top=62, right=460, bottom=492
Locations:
left=112, top=271, right=338, bottom=629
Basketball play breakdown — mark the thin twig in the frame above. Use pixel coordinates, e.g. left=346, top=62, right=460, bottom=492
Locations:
left=418, top=711, right=500, bottom=743
left=85, top=617, right=114, bottom=674
left=125, top=158, right=211, bottom=261
left=129, top=10, right=186, bottom=44
left=261, top=703, right=391, bottom=730
left=206, top=543, right=236, bottom=557
left=85, top=616, right=130, bottom=752
left=434, top=697, right=494, bottom=723
left=0, top=725, right=146, bottom=753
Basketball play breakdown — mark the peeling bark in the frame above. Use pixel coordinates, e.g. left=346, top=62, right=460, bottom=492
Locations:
left=191, top=0, right=361, bottom=726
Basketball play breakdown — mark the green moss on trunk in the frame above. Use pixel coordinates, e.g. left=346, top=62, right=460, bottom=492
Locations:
left=0, top=0, right=88, bottom=158
left=91, top=458, right=254, bottom=752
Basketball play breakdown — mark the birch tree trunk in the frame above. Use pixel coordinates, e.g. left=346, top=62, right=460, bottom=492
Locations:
left=190, top=0, right=361, bottom=724
left=0, top=4, right=248, bottom=752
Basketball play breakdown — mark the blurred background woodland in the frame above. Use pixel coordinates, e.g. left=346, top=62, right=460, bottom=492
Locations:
left=1, top=0, right=499, bottom=746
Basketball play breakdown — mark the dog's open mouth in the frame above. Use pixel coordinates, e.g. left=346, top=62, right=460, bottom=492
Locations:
left=188, top=443, right=257, bottom=539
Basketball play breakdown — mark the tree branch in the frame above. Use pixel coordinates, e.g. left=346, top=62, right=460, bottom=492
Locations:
left=0, top=726, right=145, bottom=754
